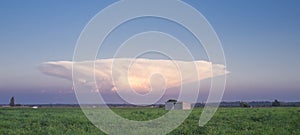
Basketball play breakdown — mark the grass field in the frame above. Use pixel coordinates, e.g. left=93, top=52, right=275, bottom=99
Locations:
left=0, top=107, right=299, bottom=135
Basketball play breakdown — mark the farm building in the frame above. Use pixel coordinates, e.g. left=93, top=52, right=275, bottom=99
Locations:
left=165, top=99, right=191, bottom=110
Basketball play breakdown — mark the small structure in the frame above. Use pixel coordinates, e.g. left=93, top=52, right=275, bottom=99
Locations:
left=165, top=99, right=191, bottom=110
left=32, top=106, right=38, bottom=109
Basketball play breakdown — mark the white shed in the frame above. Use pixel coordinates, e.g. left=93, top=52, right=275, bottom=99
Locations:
left=165, top=100, right=191, bottom=110
left=32, top=106, right=38, bottom=109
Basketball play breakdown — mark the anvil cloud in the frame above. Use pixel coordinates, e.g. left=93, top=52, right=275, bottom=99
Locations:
left=39, top=58, right=228, bottom=93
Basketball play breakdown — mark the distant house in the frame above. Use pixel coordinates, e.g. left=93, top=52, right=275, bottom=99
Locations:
left=165, top=99, right=191, bottom=110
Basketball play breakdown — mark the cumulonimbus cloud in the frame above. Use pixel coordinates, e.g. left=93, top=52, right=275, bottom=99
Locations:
left=39, top=58, right=228, bottom=93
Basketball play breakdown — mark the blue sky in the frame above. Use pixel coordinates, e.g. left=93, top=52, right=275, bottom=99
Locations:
left=0, top=0, right=299, bottom=104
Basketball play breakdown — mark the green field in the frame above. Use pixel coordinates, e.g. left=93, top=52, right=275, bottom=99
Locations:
left=0, top=107, right=299, bottom=135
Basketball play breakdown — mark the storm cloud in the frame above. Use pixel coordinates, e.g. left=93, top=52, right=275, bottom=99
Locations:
left=39, top=58, right=228, bottom=93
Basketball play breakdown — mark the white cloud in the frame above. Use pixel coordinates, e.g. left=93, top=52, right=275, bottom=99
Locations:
left=39, top=58, right=228, bottom=93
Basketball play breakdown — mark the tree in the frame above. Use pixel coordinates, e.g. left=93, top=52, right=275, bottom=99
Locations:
left=240, top=101, right=250, bottom=108
left=9, top=96, right=15, bottom=107
left=167, top=99, right=177, bottom=103
left=272, top=99, right=280, bottom=107
left=158, top=104, right=165, bottom=108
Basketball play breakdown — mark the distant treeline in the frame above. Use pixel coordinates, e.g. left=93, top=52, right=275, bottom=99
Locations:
left=1, top=101, right=300, bottom=108
left=194, top=101, right=300, bottom=107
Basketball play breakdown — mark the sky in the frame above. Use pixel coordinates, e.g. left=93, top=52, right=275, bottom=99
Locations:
left=0, top=0, right=299, bottom=104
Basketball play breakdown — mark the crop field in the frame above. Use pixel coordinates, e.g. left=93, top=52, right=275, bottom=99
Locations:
left=0, top=107, right=299, bottom=135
